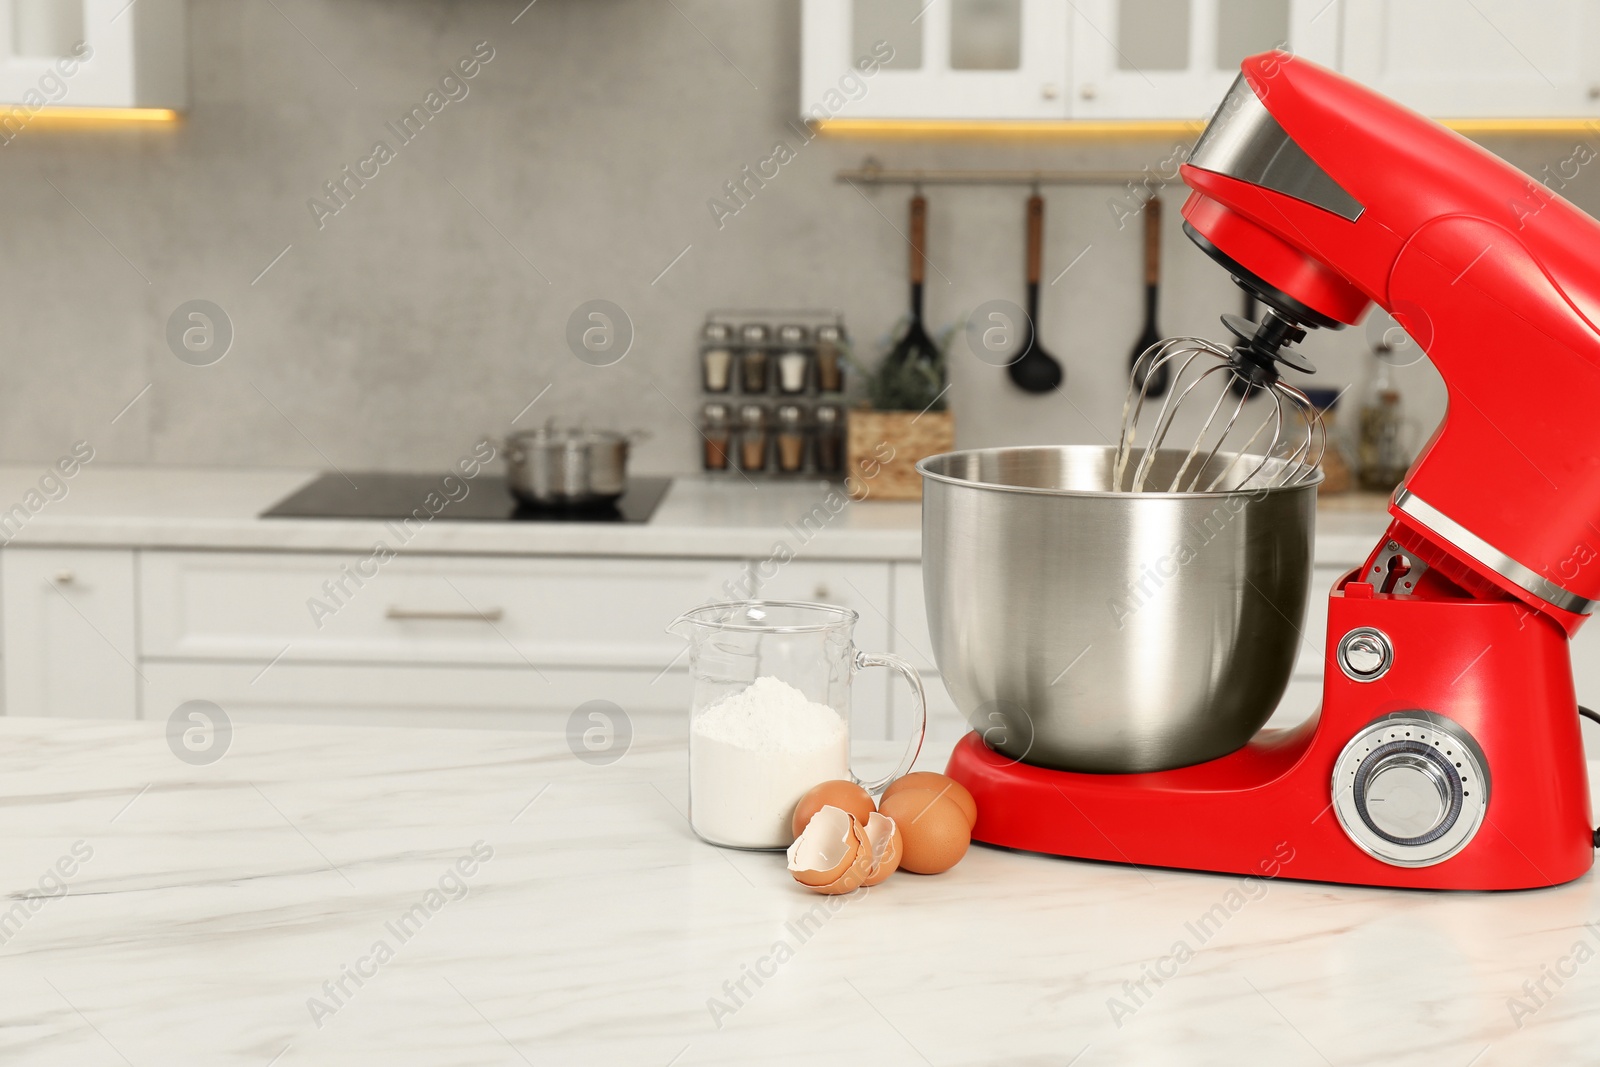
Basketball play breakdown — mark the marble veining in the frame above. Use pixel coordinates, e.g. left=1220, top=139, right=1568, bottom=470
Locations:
left=2, top=717, right=1590, bottom=1065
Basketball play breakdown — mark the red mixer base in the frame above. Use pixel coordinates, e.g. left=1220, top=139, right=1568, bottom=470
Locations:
left=945, top=584, right=1596, bottom=890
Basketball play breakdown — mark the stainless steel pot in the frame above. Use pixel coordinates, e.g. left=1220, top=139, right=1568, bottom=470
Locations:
left=918, top=445, right=1319, bottom=773
left=505, top=427, right=633, bottom=506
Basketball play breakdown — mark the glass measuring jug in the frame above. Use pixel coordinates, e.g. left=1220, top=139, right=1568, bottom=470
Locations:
left=667, top=601, right=927, bottom=849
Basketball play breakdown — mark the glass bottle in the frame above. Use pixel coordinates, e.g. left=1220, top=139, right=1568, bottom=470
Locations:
left=776, top=324, right=811, bottom=395
left=815, top=323, right=846, bottom=394
left=701, top=322, right=734, bottom=394
left=739, top=324, right=770, bottom=394
left=1357, top=349, right=1411, bottom=492
left=776, top=404, right=807, bottom=473
left=701, top=402, right=732, bottom=471
left=813, top=404, right=844, bottom=476
left=738, top=403, right=769, bottom=472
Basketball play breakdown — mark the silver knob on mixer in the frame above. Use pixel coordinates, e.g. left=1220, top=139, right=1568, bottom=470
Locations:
left=1337, top=627, right=1393, bottom=681
left=1361, top=752, right=1452, bottom=841
left=1331, top=712, right=1489, bottom=867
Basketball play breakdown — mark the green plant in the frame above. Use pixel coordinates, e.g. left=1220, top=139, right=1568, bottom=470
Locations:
left=850, top=325, right=950, bottom=412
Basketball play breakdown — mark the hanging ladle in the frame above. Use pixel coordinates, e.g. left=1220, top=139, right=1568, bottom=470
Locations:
left=1007, top=191, right=1065, bottom=393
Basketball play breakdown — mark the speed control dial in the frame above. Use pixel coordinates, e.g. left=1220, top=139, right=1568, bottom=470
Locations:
left=1332, top=713, right=1489, bottom=867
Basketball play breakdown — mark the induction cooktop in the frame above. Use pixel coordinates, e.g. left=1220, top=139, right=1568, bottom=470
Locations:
left=261, top=473, right=672, bottom=523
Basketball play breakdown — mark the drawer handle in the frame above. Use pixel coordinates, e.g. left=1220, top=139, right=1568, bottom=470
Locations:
left=385, top=607, right=504, bottom=622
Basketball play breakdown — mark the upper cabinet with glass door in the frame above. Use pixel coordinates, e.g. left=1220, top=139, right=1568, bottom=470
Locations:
left=1070, top=0, right=1335, bottom=119
left=0, top=0, right=186, bottom=110
left=801, top=0, right=1069, bottom=119
left=801, top=0, right=1600, bottom=124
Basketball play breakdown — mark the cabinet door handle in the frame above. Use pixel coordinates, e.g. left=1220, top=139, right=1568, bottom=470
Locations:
left=52, top=570, right=75, bottom=585
left=385, top=607, right=504, bottom=622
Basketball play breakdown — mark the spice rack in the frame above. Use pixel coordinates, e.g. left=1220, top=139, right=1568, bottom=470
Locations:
left=697, top=309, right=849, bottom=478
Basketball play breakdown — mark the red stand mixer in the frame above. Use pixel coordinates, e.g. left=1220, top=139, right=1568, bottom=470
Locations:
left=943, top=52, right=1600, bottom=890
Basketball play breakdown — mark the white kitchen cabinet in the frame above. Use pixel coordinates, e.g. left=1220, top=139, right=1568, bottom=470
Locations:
left=1292, top=565, right=1349, bottom=676
left=802, top=0, right=1070, bottom=119
left=1070, top=0, right=1337, bottom=120
left=141, top=661, right=695, bottom=739
left=744, top=559, right=892, bottom=648
left=887, top=562, right=978, bottom=745
left=129, top=550, right=908, bottom=739
left=0, top=0, right=185, bottom=110
left=141, top=551, right=746, bottom=670
left=136, top=549, right=750, bottom=734
left=747, top=559, right=895, bottom=738
left=1260, top=562, right=1351, bottom=730
left=887, top=561, right=936, bottom=672
left=1340, top=0, right=1600, bottom=118
left=2, top=547, right=138, bottom=718
left=803, top=0, right=1599, bottom=123
left=800, top=0, right=1332, bottom=122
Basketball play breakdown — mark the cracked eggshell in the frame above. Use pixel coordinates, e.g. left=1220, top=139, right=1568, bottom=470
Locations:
left=791, top=780, right=875, bottom=841
left=786, top=805, right=872, bottom=894
left=861, top=811, right=902, bottom=886
left=881, top=772, right=977, bottom=829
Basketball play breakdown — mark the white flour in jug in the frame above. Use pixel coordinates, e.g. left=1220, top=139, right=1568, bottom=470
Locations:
left=690, top=675, right=849, bottom=849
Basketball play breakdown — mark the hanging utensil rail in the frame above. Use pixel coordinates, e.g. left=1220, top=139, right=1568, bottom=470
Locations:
left=836, top=163, right=1158, bottom=187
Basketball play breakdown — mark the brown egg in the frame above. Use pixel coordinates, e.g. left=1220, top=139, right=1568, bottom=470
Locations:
left=860, top=811, right=902, bottom=886
left=786, top=806, right=871, bottom=894
left=881, top=772, right=977, bottom=829
left=792, top=780, right=875, bottom=840
left=878, top=788, right=971, bottom=874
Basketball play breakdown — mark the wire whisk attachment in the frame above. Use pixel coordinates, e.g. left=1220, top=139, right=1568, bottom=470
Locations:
left=1112, top=334, right=1326, bottom=493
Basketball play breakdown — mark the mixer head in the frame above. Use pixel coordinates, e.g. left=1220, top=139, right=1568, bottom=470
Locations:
left=1169, top=51, right=1600, bottom=629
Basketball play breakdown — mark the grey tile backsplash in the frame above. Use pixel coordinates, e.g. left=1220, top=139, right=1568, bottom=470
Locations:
left=6, top=0, right=1578, bottom=476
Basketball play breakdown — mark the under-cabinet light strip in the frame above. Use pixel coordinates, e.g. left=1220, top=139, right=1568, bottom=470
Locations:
left=813, top=117, right=1600, bottom=138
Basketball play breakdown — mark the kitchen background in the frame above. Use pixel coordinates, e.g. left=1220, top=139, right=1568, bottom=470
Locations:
left=4, top=0, right=1600, bottom=745
left=4, top=0, right=1555, bottom=475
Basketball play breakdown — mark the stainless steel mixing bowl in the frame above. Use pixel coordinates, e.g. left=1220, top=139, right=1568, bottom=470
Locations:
left=918, top=445, right=1320, bottom=773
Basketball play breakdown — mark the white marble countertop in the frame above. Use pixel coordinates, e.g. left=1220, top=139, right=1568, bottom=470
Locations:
left=0, top=466, right=926, bottom=559
left=0, top=464, right=1392, bottom=564
left=3, top=716, right=1596, bottom=1065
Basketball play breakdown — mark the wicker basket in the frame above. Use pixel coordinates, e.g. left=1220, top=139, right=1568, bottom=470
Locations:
left=844, top=408, right=955, bottom=501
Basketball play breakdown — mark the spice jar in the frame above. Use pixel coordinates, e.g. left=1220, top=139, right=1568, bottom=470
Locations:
left=813, top=404, right=843, bottom=476
left=776, top=404, right=807, bottom=473
left=701, top=402, right=732, bottom=471
left=815, top=324, right=846, bottom=394
left=776, top=324, right=810, bottom=395
left=739, top=324, right=770, bottom=394
left=701, top=322, right=734, bottom=393
left=738, top=403, right=769, bottom=472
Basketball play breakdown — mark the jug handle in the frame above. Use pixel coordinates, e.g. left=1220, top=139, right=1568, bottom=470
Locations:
left=850, top=649, right=927, bottom=795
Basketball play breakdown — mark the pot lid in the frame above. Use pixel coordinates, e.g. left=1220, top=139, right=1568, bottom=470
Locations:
left=508, top=424, right=627, bottom=447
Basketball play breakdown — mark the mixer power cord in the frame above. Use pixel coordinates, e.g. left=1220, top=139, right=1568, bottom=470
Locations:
left=1582, top=707, right=1600, bottom=848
